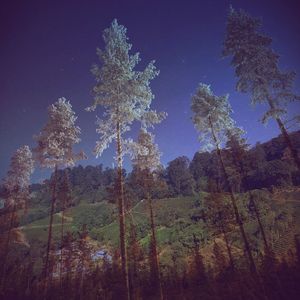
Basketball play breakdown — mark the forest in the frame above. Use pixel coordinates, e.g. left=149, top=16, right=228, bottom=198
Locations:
left=1, top=5, right=300, bottom=300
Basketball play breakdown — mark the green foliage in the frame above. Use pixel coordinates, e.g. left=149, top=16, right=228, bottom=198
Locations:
left=19, top=208, right=48, bottom=226
left=6, top=187, right=299, bottom=289
left=190, top=131, right=300, bottom=192
left=166, top=156, right=196, bottom=196
left=72, top=202, right=115, bottom=231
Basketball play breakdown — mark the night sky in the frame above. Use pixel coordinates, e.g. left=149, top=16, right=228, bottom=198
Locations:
left=1, top=0, right=300, bottom=182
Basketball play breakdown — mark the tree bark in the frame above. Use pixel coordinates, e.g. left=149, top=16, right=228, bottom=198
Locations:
left=116, top=120, right=130, bottom=300
left=43, top=164, right=58, bottom=298
left=59, top=194, right=65, bottom=294
left=249, top=193, right=269, bottom=253
left=146, top=174, right=163, bottom=300
left=220, top=223, right=235, bottom=272
left=208, top=117, right=257, bottom=275
left=0, top=203, right=17, bottom=293
left=233, top=149, right=270, bottom=254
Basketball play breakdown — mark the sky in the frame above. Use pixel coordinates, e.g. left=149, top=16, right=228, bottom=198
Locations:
left=0, top=0, right=300, bottom=182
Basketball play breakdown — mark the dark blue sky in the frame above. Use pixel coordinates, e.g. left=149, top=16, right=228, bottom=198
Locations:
left=1, top=0, right=300, bottom=182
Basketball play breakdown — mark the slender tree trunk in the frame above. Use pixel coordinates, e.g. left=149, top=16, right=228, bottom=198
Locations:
left=208, top=117, right=257, bottom=275
left=241, top=162, right=283, bottom=300
left=241, top=169, right=270, bottom=253
left=145, top=175, right=163, bottom=300
left=210, top=120, right=271, bottom=300
left=59, top=195, right=65, bottom=295
left=65, top=246, right=72, bottom=299
left=43, top=164, right=58, bottom=298
left=59, top=169, right=71, bottom=296
left=79, top=264, right=85, bottom=300
left=0, top=203, right=17, bottom=292
left=216, top=148, right=271, bottom=299
left=267, top=96, right=300, bottom=170
left=220, top=223, right=235, bottom=272
left=249, top=193, right=270, bottom=253
left=212, top=184, right=235, bottom=272
left=127, top=220, right=138, bottom=300
left=233, top=152, right=270, bottom=254
left=116, top=120, right=130, bottom=300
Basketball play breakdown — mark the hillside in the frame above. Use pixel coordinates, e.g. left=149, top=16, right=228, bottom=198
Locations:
left=18, top=187, right=300, bottom=275
left=2, top=131, right=300, bottom=299
left=12, top=130, right=299, bottom=214
left=2, top=131, right=298, bottom=280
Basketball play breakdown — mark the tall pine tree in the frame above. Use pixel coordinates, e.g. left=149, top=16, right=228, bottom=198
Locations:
left=191, top=83, right=257, bottom=275
left=223, top=7, right=300, bottom=170
left=34, top=98, right=83, bottom=292
left=130, top=129, right=164, bottom=299
left=87, top=19, right=166, bottom=299
left=0, top=145, right=34, bottom=293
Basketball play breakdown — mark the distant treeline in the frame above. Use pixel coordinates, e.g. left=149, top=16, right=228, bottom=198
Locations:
left=25, top=130, right=300, bottom=209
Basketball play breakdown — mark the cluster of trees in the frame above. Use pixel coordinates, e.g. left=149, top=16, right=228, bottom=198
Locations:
left=27, top=129, right=299, bottom=209
left=1, top=6, right=300, bottom=300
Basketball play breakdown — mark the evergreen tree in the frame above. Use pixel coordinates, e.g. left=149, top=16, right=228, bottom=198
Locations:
left=33, top=98, right=83, bottom=292
left=226, top=129, right=270, bottom=254
left=166, top=156, right=195, bottom=196
left=189, top=151, right=211, bottom=191
left=0, top=145, right=34, bottom=293
left=130, top=129, right=164, bottom=299
left=87, top=19, right=166, bottom=299
left=223, top=7, right=300, bottom=170
left=249, top=143, right=267, bottom=171
left=57, top=169, right=72, bottom=289
left=191, top=83, right=257, bottom=275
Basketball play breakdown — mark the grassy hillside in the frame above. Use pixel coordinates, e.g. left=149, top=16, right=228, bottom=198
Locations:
left=19, top=188, right=300, bottom=273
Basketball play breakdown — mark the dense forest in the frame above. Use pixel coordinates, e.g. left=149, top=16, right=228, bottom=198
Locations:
left=1, top=5, right=300, bottom=300
left=23, top=129, right=300, bottom=208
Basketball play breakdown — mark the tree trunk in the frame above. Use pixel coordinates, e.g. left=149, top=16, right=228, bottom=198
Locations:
left=212, top=184, right=235, bottom=272
left=59, top=195, right=65, bottom=294
left=43, top=164, right=58, bottom=297
left=0, top=203, right=17, bottom=293
left=267, top=96, right=300, bottom=170
left=146, top=174, right=163, bottom=300
left=208, top=117, right=257, bottom=275
left=220, top=223, right=235, bottom=272
left=249, top=193, right=269, bottom=253
left=116, top=120, right=130, bottom=300
left=233, top=150, right=270, bottom=254
left=59, top=168, right=71, bottom=296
